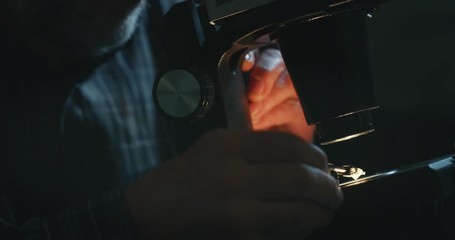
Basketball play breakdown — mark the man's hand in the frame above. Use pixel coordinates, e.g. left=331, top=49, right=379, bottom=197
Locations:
left=243, top=48, right=316, bottom=142
left=125, top=130, right=343, bottom=240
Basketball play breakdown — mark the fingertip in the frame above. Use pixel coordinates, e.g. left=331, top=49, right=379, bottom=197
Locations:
left=242, top=51, right=256, bottom=72
left=242, top=60, right=255, bottom=72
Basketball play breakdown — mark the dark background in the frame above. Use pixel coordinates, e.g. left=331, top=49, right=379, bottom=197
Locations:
left=312, top=0, right=455, bottom=239
left=322, top=0, right=455, bottom=173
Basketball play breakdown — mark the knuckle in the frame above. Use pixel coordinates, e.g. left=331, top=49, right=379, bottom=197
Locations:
left=306, top=144, right=329, bottom=170
left=295, top=165, right=315, bottom=185
left=315, top=147, right=328, bottom=164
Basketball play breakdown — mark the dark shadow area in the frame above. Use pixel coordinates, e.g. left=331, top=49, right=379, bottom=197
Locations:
left=312, top=0, right=455, bottom=239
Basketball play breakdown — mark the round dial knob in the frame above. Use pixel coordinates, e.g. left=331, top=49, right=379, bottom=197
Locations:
left=153, top=69, right=214, bottom=121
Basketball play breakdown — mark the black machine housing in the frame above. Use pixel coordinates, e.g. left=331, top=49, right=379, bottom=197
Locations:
left=156, top=0, right=455, bottom=239
left=157, top=0, right=391, bottom=146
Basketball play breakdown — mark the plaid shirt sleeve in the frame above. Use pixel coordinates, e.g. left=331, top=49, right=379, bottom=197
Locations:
left=0, top=1, right=187, bottom=239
